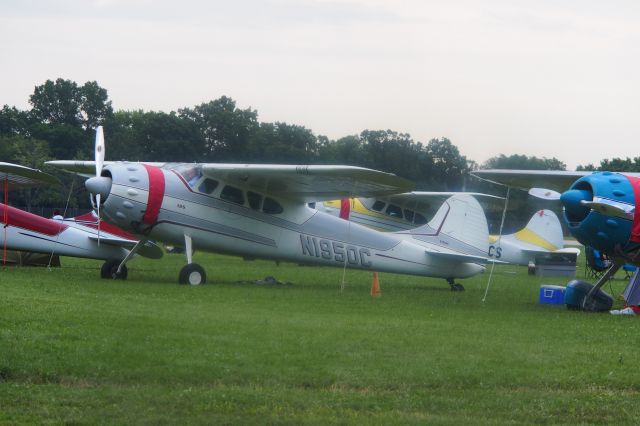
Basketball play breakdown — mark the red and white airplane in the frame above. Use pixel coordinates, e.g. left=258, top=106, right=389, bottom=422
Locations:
left=0, top=162, right=162, bottom=276
left=47, top=127, right=495, bottom=290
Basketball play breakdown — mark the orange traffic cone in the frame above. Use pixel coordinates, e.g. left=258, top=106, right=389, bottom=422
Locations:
left=371, top=272, right=381, bottom=297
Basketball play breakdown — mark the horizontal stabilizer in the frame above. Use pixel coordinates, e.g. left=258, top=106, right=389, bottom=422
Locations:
left=427, top=250, right=490, bottom=264
left=87, top=236, right=164, bottom=259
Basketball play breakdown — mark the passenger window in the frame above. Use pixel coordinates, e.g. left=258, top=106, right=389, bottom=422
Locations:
left=247, top=191, right=262, bottom=211
left=263, top=197, right=283, bottom=214
left=385, top=204, right=403, bottom=218
left=198, top=178, right=219, bottom=194
left=220, top=185, right=245, bottom=205
left=414, top=213, right=428, bottom=225
left=371, top=200, right=385, bottom=211
left=404, top=209, right=415, bottom=222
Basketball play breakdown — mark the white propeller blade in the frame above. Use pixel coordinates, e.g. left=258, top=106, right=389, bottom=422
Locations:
left=94, top=126, right=105, bottom=244
left=581, top=200, right=634, bottom=220
left=528, top=187, right=561, bottom=200
left=95, top=126, right=105, bottom=177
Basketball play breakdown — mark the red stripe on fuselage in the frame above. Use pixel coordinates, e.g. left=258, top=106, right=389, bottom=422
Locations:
left=626, top=175, right=640, bottom=243
left=0, top=203, right=68, bottom=236
left=142, top=164, right=165, bottom=225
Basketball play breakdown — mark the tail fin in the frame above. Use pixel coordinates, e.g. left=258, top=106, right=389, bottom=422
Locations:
left=409, top=194, right=489, bottom=254
left=513, top=209, right=563, bottom=251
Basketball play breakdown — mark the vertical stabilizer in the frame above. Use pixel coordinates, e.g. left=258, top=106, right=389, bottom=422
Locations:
left=514, top=209, right=563, bottom=251
left=408, top=194, right=489, bottom=254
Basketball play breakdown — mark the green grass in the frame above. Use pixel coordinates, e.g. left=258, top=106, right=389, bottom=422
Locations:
left=1, top=253, right=640, bottom=425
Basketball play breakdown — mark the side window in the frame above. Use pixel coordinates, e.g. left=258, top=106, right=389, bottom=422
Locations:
left=404, top=209, right=415, bottom=222
left=198, top=178, right=219, bottom=195
left=220, top=185, right=245, bottom=205
left=371, top=200, right=386, bottom=212
left=247, top=191, right=262, bottom=211
left=263, top=197, right=283, bottom=214
left=414, top=212, right=428, bottom=225
left=385, top=204, right=403, bottom=218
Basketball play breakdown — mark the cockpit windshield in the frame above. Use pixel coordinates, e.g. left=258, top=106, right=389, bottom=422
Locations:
left=176, top=165, right=203, bottom=188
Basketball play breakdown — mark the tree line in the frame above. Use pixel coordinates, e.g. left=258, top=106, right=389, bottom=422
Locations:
left=1, top=78, right=583, bottom=230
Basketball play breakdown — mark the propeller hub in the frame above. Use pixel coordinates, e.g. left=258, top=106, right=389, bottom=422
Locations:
left=560, top=189, right=592, bottom=223
left=86, top=176, right=112, bottom=199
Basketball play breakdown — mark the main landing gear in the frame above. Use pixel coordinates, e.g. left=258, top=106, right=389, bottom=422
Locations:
left=100, top=238, right=149, bottom=281
left=101, top=259, right=128, bottom=280
left=178, top=234, right=206, bottom=285
left=447, top=278, right=465, bottom=292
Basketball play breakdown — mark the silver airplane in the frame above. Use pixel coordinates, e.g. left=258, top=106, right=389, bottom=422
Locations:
left=47, top=127, right=493, bottom=290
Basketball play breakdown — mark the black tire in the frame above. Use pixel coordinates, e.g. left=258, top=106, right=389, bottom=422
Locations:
left=179, top=263, right=207, bottom=285
left=451, top=283, right=465, bottom=292
left=101, top=259, right=128, bottom=280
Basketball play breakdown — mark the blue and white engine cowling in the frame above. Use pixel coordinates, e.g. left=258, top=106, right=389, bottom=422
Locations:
left=560, top=171, right=640, bottom=258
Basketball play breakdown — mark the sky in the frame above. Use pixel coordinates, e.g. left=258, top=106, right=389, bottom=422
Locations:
left=2, top=0, right=640, bottom=169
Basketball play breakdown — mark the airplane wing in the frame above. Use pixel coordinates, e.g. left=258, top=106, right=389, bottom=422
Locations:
left=200, top=164, right=414, bottom=202
left=470, top=169, right=590, bottom=192
left=385, top=191, right=504, bottom=206
left=46, top=161, right=168, bottom=177
left=0, top=162, right=60, bottom=189
left=86, top=236, right=164, bottom=259
left=46, top=161, right=413, bottom=202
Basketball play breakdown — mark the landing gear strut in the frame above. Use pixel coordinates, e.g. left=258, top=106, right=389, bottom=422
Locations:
left=582, top=261, right=621, bottom=312
left=179, top=234, right=206, bottom=285
left=447, top=278, right=465, bottom=292
left=101, top=238, right=148, bottom=280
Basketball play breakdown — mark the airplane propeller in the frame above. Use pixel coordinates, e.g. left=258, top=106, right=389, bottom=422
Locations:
left=85, top=126, right=112, bottom=243
left=528, top=187, right=561, bottom=200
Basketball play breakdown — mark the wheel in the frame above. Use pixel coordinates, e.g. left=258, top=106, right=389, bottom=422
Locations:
left=101, top=259, right=128, bottom=280
left=179, top=263, right=207, bottom=285
left=446, top=278, right=465, bottom=292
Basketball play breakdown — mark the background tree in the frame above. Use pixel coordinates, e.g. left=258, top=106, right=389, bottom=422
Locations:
left=251, top=122, right=318, bottom=163
left=483, top=154, right=566, bottom=170
left=577, top=157, right=640, bottom=172
left=179, top=97, right=259, bottom=161
left=426, top=138, right=468, bottom=190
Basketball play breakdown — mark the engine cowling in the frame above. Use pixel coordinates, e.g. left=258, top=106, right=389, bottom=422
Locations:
left=90, top=163, right=165, bottom=234
left=560, top=171, right=638, bottom=254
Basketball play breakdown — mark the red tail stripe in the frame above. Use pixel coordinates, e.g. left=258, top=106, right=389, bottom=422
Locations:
left=142, top=164, right=165, bottom=225
left=339, top=198, right=351, bottom=220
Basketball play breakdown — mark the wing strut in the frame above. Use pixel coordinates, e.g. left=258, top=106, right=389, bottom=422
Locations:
left=483, top=187, right=511, bottom=302
left=3, top=176, right=7, bottom=268
left=340, top=182, right=357, bottom=292
left=47, top=176, right=76, bottom=270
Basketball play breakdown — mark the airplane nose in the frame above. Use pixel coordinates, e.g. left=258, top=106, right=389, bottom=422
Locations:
left=560, top=189, right=592, bottom=223
left=85, top=176, right=112, bottom=199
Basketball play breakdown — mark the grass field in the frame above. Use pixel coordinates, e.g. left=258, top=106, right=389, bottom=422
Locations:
left=2, top=252, right=640, bottom=425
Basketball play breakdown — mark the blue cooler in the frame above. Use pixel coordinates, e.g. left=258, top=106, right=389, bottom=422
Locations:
left=539, top=285, right=565, bottom=305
